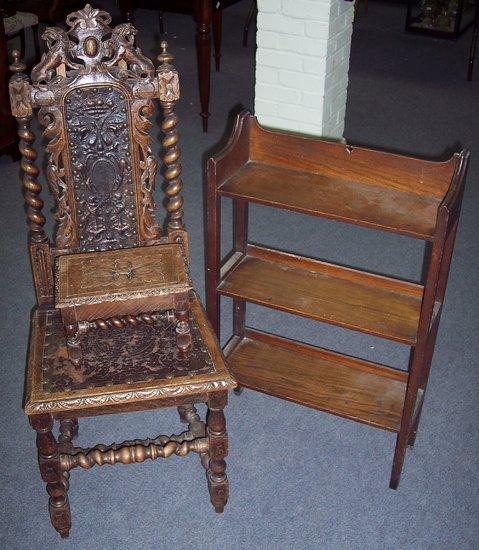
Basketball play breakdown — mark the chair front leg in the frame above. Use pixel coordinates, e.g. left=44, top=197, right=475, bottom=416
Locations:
left=206, top=391, right=229, bottom=513
left=30, top=415, right=72, bottom=538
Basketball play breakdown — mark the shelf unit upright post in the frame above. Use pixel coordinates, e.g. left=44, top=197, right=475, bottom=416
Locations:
left=206, top=111, right=469, bottom=489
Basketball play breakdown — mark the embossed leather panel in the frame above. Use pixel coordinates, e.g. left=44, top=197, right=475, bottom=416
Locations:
left=41, top=310, right=215, bottom=393
left=65, top=85, right=139, bottom=251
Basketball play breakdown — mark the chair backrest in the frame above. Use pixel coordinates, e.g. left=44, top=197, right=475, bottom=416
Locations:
left=10, top=4, right=186, bottom=304
left=11, top=4, right=184, bottom=253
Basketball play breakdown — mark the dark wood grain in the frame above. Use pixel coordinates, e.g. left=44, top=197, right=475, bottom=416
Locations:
left=248, top=116, right=457, bottom=199
left=218, top=245, right=423, bottom=345
left=225, top=329, right=407, bottom=432
left=9, top=7, right=196, bottom=365
left=0, top=5, right=18, bottom=157
left=219, top=161, right=442, bottom=239
left=389, top=151, right=469, bottom=488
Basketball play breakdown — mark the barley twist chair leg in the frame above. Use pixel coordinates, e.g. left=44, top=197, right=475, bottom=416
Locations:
left=206, top=391, right=229, bottom=513
left=30, top=415, right=72, bottom=538
left=58, top=418, right=79, bottom=492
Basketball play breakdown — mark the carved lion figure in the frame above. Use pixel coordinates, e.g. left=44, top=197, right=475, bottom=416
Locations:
left=31, top=27, right=74, bottom=84
left=108, top=24, right=154, bottom=77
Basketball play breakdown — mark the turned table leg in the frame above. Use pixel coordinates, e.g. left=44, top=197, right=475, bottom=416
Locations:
left=30, top=415, right=72, bottom=538
left=195, top=0, right=212, bottom=132
left=206, top=391, right=229, bottom=513
left=212, top=6, right=222, bottom=71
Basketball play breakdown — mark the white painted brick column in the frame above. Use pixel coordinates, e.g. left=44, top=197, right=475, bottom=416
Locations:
left=255, top=0, right=354, bottom=139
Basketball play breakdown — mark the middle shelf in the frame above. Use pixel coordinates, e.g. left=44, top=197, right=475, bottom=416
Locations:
left=218, top=245, right=424, bottom=345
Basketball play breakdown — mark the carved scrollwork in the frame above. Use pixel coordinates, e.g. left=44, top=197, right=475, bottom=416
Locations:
left=32, top=4, right=155, bottom=81
left=158, top=68, right=180, bottom=103
left=157, top=41, right=180, bottom=102
left=26, top=4, right=163, bottom=252
left=26, top=380, right=234, bottom=414
left=65, top=85, right=138, bottom=250
left=131, top=98, right=161, bottom=241
left=38, top=106, right=75, bottom=248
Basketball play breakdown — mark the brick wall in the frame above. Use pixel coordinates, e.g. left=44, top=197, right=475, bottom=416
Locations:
left=255, top=0, right=354, bottom=139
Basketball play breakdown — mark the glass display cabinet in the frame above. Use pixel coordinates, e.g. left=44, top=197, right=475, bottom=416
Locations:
left=406, top=0, right=476, bottom=38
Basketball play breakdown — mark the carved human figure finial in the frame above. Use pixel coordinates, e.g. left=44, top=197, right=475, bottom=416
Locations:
left=9, top=50, right=33, bottom=118
left=9, top=50, right=26, bottom=74
left=157, top=42, right=180, bottom=103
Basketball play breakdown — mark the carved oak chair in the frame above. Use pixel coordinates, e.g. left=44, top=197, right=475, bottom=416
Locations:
left=9, top=4, right=235, bottom=538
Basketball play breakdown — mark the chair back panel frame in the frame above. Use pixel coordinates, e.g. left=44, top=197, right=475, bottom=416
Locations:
left=9, top=4, right=186, bottom=306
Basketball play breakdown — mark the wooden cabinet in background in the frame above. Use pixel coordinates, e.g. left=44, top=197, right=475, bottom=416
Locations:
left=0, top=6, right=17, bottom=158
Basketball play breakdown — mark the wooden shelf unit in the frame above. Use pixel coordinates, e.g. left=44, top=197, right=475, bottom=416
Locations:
left=206, top=112, right=469, bottom=489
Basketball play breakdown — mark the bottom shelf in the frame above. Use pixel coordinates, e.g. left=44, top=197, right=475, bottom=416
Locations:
left=224, top=329, right=408, bottom=433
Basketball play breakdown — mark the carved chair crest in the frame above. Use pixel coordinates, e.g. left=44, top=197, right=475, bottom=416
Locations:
left=9, top=4, right=182, bottom=256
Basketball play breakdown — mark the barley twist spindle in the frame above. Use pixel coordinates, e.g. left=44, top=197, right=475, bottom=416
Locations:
left=84, top=310, right=175, bottom=331
left=61, top=435, right=209, bottom=471
left=9, top=50, right=46, bottom=244
left=157, top=41, right=184, bottom=231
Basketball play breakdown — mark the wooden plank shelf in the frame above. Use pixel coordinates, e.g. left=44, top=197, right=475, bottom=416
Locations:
left=218, top=245, right=423, bottom=345
left=218, top=162, right=441, bottom=240
left=224, top=329, right=408, bottom=432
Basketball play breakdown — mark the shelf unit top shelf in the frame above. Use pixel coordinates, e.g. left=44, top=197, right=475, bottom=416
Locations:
left=224, top=329, right=408, bottom=432
left=218, top=245, right=423, bottom=345
left=218, top=161, right=442, bottom=240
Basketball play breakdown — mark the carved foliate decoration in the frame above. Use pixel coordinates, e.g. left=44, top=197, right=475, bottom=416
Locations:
left=29, top=4, right=161, bottom=251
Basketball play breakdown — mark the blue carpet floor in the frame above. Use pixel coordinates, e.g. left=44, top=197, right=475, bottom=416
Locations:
left=1, top=1, right=478, bottom=548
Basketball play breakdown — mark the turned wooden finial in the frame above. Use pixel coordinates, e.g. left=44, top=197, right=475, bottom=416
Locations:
left=8, top=52, right=45, bottom=244
left=157, top=41, right=174, bottom=66
left=9, top=50, right=26, bottom=74
left=157, top=40, right=183, bottom=232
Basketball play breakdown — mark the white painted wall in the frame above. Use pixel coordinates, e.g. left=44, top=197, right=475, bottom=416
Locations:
left=254, top=0, right=354, bottom=139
